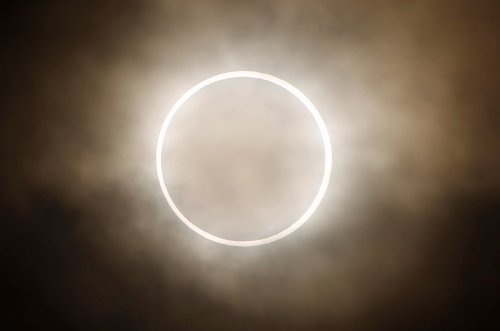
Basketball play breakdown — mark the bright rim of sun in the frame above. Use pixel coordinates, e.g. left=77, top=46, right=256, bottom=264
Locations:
left=156, top=71, right=332, bottom=247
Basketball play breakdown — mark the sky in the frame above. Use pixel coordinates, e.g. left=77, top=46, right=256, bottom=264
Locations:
left=1, top=0, right=499, bottom=330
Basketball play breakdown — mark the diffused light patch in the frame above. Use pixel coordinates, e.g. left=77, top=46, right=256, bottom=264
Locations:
left=156, top=71, right=332, bottom=247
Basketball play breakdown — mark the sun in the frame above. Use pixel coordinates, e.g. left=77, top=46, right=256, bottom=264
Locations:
left=156, top=71, right=332, bottom=247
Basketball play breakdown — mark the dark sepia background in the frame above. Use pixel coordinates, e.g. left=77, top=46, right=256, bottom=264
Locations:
left=1, top=0, right=499, bottom=330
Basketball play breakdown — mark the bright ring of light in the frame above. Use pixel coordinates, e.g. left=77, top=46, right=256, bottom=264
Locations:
left=156, top=71, right=332, bottom=247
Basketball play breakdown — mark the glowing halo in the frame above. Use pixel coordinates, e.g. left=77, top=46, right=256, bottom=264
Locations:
left=156, top=71, right=332, bottom=247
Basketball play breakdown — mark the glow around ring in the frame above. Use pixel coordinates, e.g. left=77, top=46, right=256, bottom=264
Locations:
left=156, top=71, right=332, bottom=247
